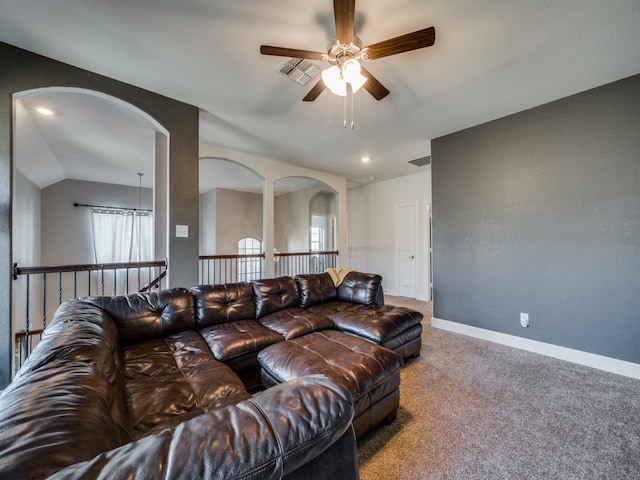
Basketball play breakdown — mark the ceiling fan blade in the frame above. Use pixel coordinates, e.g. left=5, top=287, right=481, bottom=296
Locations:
left=303, top=79, right=326, bottom=102
left=361, top=67, right=390, bottom=100
left=334, top=0, right=356, bottom=44
left=260, top=45, right=325, bottom=61
left=364, top=27, right=436, bottom=60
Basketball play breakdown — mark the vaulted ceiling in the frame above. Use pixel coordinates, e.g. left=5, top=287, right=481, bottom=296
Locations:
left=2, top=0, right=640, bottom=192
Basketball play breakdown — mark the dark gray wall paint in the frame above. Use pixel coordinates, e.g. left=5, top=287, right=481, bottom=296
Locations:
left=0, top=42, right=199, bottom=387
left=432, top=74, right=640, bottom=364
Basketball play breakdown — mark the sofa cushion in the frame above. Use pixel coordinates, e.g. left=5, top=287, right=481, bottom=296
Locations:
left=82, top=287, right=196, bottom=345
left=295, top=273, right=338, bottom=308
left=191, top=282, right=255, bottom=328
left=320, top=304, right=423, bottom=344
left=252, top=276, right=300, bottom=318
left=199, top=319, right=284, bottom=361
left=337, top=271, right=382, bottom=306
left=258, top=307, right=335, bottom=340
left=0, top=361, right=126, bottom=480
left=122, top=330, right=250, bottom=438
left=306, top=300, right=358, bottom=318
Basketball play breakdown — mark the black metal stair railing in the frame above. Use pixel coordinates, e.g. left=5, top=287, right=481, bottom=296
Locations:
left=11, top=260, right=167, bottom=373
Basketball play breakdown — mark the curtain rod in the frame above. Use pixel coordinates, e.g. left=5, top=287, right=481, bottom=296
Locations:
left=73, top=202, right=153, bottom=213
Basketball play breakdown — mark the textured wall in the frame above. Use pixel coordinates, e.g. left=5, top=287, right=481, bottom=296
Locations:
left=215, top=188, right=263, bottom=254
left=432, top=74, right=640, bottom=363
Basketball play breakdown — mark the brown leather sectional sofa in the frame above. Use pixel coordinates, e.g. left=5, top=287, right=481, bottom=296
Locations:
left=0, top=271, right=423, bottom=480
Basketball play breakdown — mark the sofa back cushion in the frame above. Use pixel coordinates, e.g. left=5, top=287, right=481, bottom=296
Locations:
left=82, top=287, right=196, bottom=345
left=251, top=276, right=299, bottom=318
left=191, top=282, right=256, bottom=328
left=337, top=271, right=382, bottom=306
left=295, top=273, right=338, bottom=308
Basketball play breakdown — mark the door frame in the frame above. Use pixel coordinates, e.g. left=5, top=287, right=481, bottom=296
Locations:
left=395, top=202, right=419, bottom=298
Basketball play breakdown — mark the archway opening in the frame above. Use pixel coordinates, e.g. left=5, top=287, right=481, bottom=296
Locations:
left=198, top=157, right=264, bottom=283
left=12, top=87, right=167, bottom=372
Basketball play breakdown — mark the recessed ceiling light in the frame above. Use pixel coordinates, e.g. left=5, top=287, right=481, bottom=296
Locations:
left=36, top=107, right=53, bottom=116
left=361, top=156, right=370, bottom=163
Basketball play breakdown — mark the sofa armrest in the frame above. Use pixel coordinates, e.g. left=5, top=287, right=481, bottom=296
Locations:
left=46, top=375, right=355, bottom=480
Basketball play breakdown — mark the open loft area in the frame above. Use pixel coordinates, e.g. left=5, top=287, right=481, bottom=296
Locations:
left=1, top=1, right=640, bottom=478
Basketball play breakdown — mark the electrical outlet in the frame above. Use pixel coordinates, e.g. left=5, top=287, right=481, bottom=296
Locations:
left=520, top=313, right=529, bottom=328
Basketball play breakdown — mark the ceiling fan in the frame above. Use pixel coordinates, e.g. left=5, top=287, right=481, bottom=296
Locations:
left=260, top=0, right=436, bottom=102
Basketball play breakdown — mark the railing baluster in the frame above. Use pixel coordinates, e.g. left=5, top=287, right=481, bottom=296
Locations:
left=25, top=274, right=30, bottom=356
left=42, top=273, right=47, bottom=330
left=13, top=260, right=167, bottom=372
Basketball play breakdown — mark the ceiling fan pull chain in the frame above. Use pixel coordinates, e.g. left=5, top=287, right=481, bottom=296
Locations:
left=350, top=86, right=355, bottom=129
left=343, top=92, right=347, bottom=128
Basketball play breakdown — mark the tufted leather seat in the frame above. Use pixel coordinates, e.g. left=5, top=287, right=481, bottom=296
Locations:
left=258, top=307, right=335, bottom=340
left=192, top=283, right=284, bottom=390
left=122, top=330, right=250, bottom=438
left=259, top=330, right=403, bottom=438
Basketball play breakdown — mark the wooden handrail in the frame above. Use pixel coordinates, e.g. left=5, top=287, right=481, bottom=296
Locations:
left=274, top=250, right=338, bottom=257
left=198, top=253, right=265, bottom=260
left=13, top=260, right=166, bottom=279
left=15, top=329, right=44, bottom=339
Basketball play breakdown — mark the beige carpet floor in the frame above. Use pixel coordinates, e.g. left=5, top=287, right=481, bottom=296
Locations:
left=357, top=296, right=640, bottom=480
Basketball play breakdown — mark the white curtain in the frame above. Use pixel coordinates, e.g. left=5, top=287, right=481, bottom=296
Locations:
left=90, top=208, right=154, bottom=294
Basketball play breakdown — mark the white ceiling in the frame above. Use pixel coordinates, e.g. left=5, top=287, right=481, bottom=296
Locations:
left=3, top=0, right=640, bottom=192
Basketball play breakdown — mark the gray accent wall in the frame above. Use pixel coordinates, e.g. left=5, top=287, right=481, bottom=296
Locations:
left=432, top=74, right=640, bottom=364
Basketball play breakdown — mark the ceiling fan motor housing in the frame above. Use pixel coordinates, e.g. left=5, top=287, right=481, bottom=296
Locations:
left=326, top=37, right=367, bottom=66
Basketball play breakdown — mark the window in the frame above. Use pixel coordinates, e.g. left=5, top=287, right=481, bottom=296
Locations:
left=238, top=237, right=262, bottom=282
left=90, top=208, right=154, bottom=293
left=91, top=208, right=154, bottom=263
left=310, top=226, right=324, bottom=252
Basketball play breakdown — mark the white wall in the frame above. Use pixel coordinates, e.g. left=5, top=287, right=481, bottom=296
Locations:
left=347, top=169, right=432, bottom=300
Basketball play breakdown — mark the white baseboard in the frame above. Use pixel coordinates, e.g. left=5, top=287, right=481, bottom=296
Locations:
left=432, top=317, right=640, bottom=380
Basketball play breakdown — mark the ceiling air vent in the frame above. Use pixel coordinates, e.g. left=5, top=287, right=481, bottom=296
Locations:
left=408, top=155, right=431, bottom=167
left=279, top=58, right=321, bottom=86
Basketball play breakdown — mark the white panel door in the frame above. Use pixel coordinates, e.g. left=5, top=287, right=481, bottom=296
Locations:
left=396, top=203, right=418, bottom=298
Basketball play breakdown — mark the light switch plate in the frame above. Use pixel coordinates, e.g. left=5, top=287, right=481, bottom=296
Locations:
left=175, top=224, right=189, bottom=238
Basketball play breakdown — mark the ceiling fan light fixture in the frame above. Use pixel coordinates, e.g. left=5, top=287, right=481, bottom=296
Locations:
left=321, top=65, right=345, bottom=95
left=322, top=58, right=367, bottom=97
left=342, top=58, right=361, bottom=83
left=342, top=58, right=367, bottom=93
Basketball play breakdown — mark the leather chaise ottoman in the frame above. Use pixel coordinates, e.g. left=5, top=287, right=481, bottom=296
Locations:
left=258, top=330, right=403, bottom=438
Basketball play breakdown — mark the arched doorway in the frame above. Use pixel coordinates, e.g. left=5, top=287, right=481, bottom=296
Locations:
left=12, top=87, right=168, bottom=373
left=274, top=177, right=338, bottom=275
left=198, top=157, right=264, bottom=283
